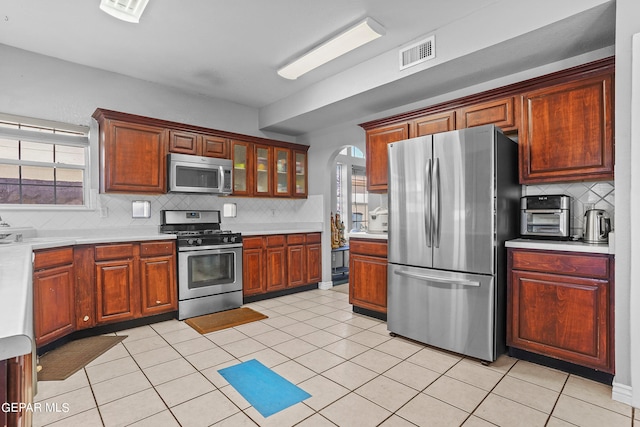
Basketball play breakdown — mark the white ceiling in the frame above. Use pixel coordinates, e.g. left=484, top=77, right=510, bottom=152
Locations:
left=0, top=1, right=616, bottom=136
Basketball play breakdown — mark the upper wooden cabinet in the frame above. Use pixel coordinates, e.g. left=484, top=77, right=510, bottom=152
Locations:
left=456, top=97, right=518, bottom=132
left=360, top=57, right=615, bottom=189
left=231, top=139, right=309, bottom=198
left=169, top=130, right=229, bottom=158
left=366, top=123, right=409, bottom=192
left=93, top=108, right=309, bottom=198
left=519, top=72, right=614, bottom=184
left=410, top=111, right=456, bottom=137
left=98, top=118, right=168, bottom=194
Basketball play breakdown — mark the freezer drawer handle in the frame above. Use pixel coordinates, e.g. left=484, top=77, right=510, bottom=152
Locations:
left=393, top=269, right=480, bottom=287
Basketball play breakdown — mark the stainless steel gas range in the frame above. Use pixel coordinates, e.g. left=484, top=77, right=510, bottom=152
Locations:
left=160, top=210, right=243, bottom=320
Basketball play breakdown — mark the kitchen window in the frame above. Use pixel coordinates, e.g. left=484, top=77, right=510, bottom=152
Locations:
left=0, top=113, right=89, bottom=206
left=335, top=146, right=368, bottom=231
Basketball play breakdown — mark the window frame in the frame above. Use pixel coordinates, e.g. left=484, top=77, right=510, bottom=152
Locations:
left=0, top=113, right=91, bottom=210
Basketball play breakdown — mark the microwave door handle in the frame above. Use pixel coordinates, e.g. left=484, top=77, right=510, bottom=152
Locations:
left=219, top=165, right=224, bottom=190
left=523, top=209, right=563, bottom=214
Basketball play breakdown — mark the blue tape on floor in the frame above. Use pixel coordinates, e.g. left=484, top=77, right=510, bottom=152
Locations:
left=218, top=359, right=311, bottom=417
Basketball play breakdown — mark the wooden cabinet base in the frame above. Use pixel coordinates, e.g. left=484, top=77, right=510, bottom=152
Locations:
left=507, top=248, right=614, bottom=373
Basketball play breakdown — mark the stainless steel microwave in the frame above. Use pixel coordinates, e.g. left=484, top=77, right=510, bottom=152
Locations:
left=167, top=153, right=233, bottom=195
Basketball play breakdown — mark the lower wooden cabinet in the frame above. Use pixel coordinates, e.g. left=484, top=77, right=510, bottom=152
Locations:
left=33, top=240, right=177, bottom=348
left=1, top=353, right=33, bottom=427
left=243, top=233, right=322, bottom=297
left=349, top=238, right=388, bottom=314
left=33, top=248, right=76, bottom=347
left=507, top=248, right=614, bottom=373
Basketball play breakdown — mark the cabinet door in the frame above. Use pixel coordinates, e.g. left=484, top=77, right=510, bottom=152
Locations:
left=74, top=246, right=96, bottom=330
left=265, top=246, right=286, bottom=291
left=349, top=253, right=387, bottom=313
left=254, top=144, right=272, bottom=196
left=202, top=135, right=229, bottom=158
left=366, top=123, right=409, bottom=192
left=95, top=259, right=138, bottom=323
left=102, top=119, right=168, bottom=194
left=140, top=255, right=177, bottom=316
left=507, top=269, right=612, bottom=372
left=456, top=97, right=517, bottom=132
left=33, top=264, right=75, bottom=347
left=410, top=111, right=456, bottom=137
left=287, top=244, right=306, bottom=287
left=243, top=247, right=265, bottom=296
left=231, top=140, right=252, bottom=196
left=274, top=147, right=291, bottom=197
left=169, top=130, right=199, bottom=155
left=306, top=243, right=322, bottom=283
left=519, top=73, right=614, bottom=183
left=293, top=150, right=308, bottom=198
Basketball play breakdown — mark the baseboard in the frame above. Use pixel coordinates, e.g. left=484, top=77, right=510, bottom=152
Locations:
left=612, top=381, right=634, bottom=406
left=318, top=281, right=333, bottom=290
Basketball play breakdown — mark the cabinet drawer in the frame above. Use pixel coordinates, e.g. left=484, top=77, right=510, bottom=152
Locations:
left=511, top=249, right=609, bottom=279
left=140, top=241, right=175, bottom=257
left=265, top=235, right=285, bottom=247
left=95, top=243, right=136, bottom=261
left=287, top=234, right=306, bottom=245
left=306, top=233, right=321, bottom=244
left=243, top=237, right=264, bottom=250
left=350, top=239, right=388, bottom=258
left=33, top=247, right=74, bottom=270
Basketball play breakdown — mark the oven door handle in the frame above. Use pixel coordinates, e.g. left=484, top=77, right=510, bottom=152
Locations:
left=178, top=243, right=243, bottom=252
left=523, top=209, right=564, bottom=214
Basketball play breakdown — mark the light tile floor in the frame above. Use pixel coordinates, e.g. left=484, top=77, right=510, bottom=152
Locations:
left=33, top=287, right=638, bottom=427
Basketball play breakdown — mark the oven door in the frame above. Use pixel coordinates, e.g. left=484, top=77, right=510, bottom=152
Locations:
left=177, top=245, right=243, bottom=300
left=520, top=209, right=569, bottom=238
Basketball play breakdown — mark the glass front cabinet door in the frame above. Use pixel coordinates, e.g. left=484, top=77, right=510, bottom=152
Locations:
left=232, top=140, right=251, bottom=196
left=293, top=150, right=307, bottom=197
left=274, top=147, right=291, bottom=197
left=254, top=145, right=272, bottom=196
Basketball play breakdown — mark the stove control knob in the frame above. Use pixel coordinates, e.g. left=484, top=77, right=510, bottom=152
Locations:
left=187, top=238, right=195, bottom=245
left=196, top=238, right=203, bottom=245
left=223, top=236, right=229, bottom=243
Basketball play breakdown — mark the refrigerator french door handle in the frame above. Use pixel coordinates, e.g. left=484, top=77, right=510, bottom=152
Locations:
left=425, top=159, right=432, bottom=247
left=393, top=269, right=481, bottom=287
left=433, top=157, right=441, bottom=248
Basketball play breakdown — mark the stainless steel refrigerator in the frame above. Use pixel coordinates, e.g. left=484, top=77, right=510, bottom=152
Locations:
left=387, top=124, right=519, bottom=362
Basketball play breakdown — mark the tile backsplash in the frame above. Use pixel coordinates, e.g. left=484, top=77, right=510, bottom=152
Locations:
left=0, top=194, right=324, bottom=232
left=523, top=181, right=615, bottom=237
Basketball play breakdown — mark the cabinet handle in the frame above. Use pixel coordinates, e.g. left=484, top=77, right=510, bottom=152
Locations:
left=156, top=300, right=162, bottom=304
left=83, top=315, right=89, bottom=322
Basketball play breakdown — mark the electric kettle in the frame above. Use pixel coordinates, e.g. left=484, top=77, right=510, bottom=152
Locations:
left=583, top=209, right=611, bottom=244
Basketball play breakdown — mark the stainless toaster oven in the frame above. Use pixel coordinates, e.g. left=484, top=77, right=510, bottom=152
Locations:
left=520, top=195, right=571, bottom=239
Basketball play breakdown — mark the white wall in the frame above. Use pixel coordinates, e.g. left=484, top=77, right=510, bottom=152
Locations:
left=614, top=0, right=640, bottom=407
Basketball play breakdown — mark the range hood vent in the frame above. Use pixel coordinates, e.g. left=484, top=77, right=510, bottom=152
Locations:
left=399, top=36, right=435, bottom=70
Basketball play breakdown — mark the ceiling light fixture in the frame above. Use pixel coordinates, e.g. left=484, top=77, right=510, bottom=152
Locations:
left=277, top=17, right=385, bottom=80
left=99, top=0, right=149, bottom=23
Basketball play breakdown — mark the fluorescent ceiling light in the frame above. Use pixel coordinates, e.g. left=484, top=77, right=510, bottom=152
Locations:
left=100, top=0, right=149, bottom=23
left=277, top=17, right=385, bottom=80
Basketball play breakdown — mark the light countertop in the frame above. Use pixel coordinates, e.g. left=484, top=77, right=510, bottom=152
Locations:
left=505, top=232, right=614, bottom=255
left=347, top=231, right=388, bottom=240
left=0, top=229, right=176, bottom=361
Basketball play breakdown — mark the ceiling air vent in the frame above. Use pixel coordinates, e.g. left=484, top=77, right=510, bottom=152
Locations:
left=399, top=36, right=435, bottom=70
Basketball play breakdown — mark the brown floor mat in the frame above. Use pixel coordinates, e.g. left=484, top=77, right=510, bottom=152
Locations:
left=38, top=335, right=127, bottom=381
left=185, top=307, right=268, bottom=334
